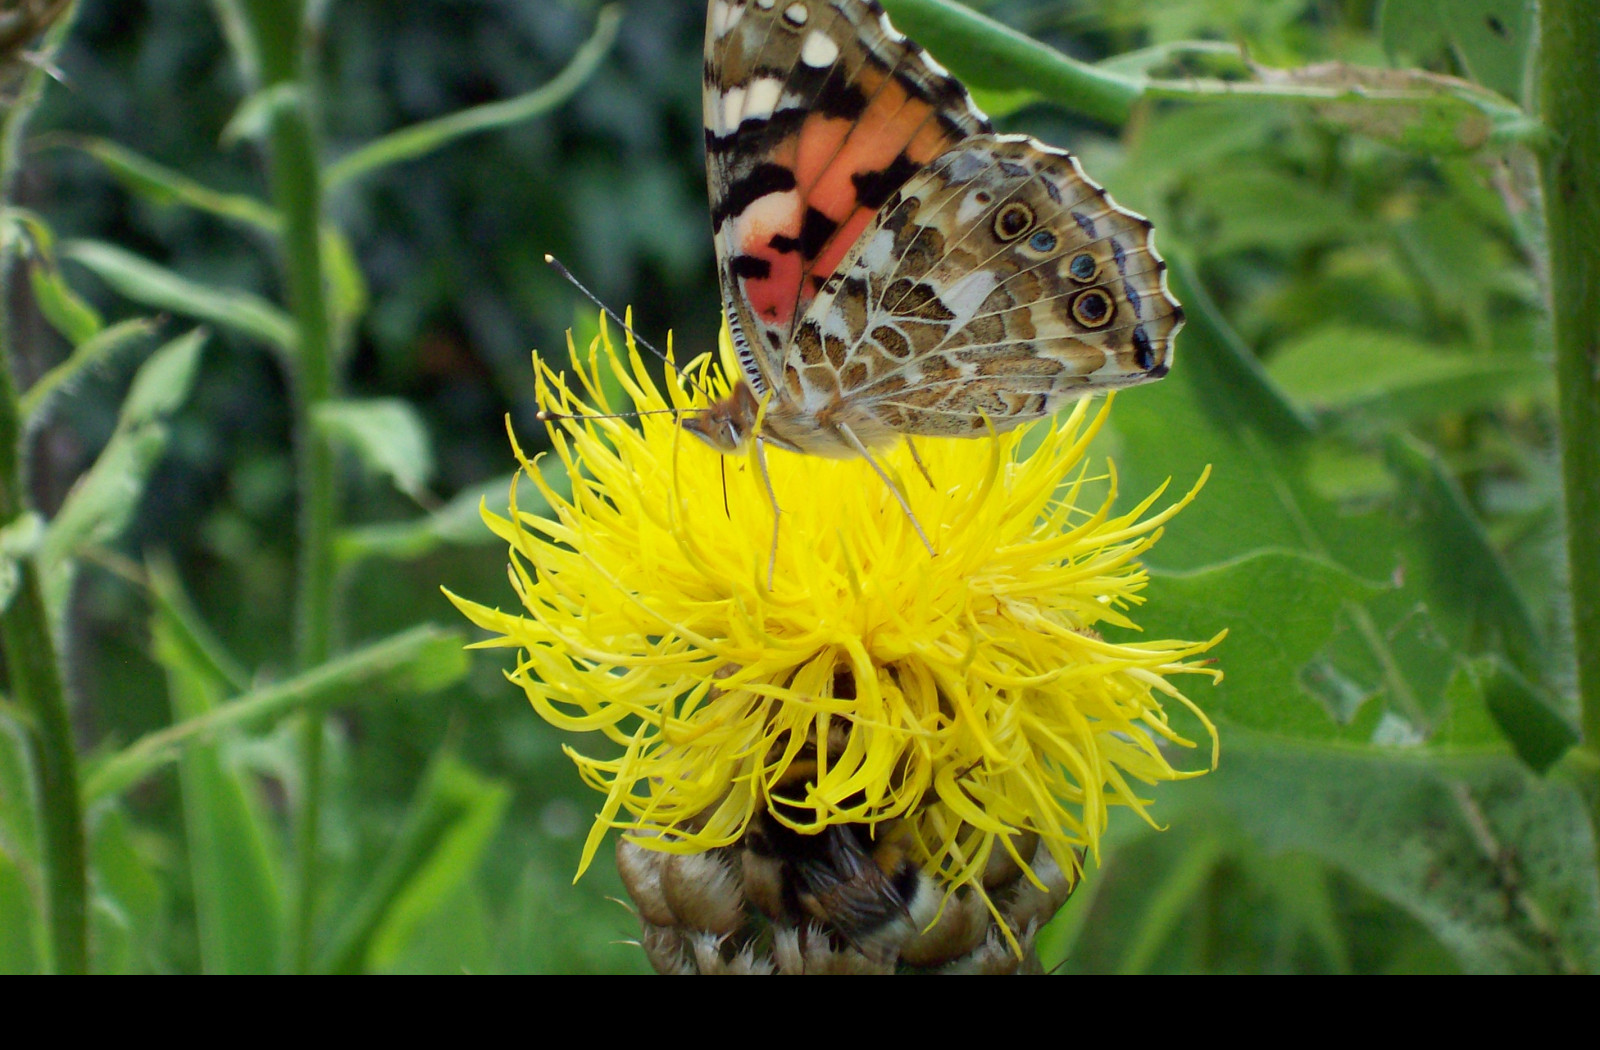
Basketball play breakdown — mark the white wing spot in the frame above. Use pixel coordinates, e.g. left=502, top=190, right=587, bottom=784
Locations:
left=710, top=1, right=745, bottom=38
left=783, top=2, right=809, bottom=26
left=800, top=29, right=839, bottom=67
left=876, top=11, right=906, bottom=43
left=741, top=77, right=785, bottom=121
left=756, top=0, right=775, bottom=8
left=720, top=86, right=747, bottom=131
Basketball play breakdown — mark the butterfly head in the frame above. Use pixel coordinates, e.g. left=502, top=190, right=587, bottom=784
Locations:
left=681, top=380, right=762, bottom=454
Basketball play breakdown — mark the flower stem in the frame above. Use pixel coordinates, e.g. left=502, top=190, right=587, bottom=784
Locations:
left=1537, top=0, right=1600, bottom=836
left=0, top=1, right=86, bottom=974
left=235, top=0, right=338, bottom=973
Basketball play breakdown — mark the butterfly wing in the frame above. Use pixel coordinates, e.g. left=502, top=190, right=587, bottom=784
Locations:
left=786, top=133, right=1182, bottom=442
left=704, top=0, right=990, bottom=397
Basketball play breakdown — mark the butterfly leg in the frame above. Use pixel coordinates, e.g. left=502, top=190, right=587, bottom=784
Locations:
left=905, top=438, right=936, bottom=489
left=754, top=437, right=783, bottom=588
left=836, top=425, right=935, bottom=556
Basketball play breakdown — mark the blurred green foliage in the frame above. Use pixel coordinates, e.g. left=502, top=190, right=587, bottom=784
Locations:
left=0, top=0, right=1593, bottom=973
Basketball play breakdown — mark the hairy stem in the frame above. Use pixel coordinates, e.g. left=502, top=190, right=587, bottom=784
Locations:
left=236, top=0, right=338, bottom=973
left=1537, top=0, right=1600, bottom=844
left=0, top=1, right=86, bottom=974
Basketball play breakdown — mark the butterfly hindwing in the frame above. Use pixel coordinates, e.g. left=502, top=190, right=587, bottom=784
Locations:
left=786, top=135, right=1181, bottom=439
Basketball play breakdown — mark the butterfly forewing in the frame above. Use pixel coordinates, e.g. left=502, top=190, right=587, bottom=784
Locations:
left=704, top=0, right=990, bottom=398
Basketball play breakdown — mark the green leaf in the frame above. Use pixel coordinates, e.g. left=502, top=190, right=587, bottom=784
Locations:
left=322, top=226, right=368, bottom=357
left=142, top=555, right=250, bottom=695
left=87, top=807, right=164, bottom=974
left=337, top=464, right=569, bottom=565
left=1267, top=326, right=1550, bottom=422
left=0, top=850, right=38, bottom=974
left=1137, top=551, right=1385, bottom=741
left=38, top=426, right=167, bottom=620
left=318, top=752, right=510, bottom=974
left=314, top=398, right=436, bottom=502
left=118, top=327, right=208, bottom=429
left=20, top=318, right=157, bottom=423
left=83, top=623, right=470, bottom=804
left=220, top=81, right=301, bottom=147
left=1212, top=734, right=1600, bottom=974
left=63, top=240, right=295, bottom=353
left=1108, top=259, right=1535, bottom=751
left=1380, top=0, right=1533, bottom=103
left=66, top=136, right=279, bottom=232
left=1472, top=659, right=1578, bottom=773
left=1381, top=435, right=1547, bottom=681
left=0, top=712, right=41, bottom=973
left=1145, top=63, right=1537, bottom=153
left=1186, top=169, right=1364, bottom=256
left=152, top=599, right=286, bottom=974
left=0, top=512, right=43, bottom=616
left=1114, top=832, right=1226, bottom=974
left=325, top=6, right=623, bottom=189
left=28, top=261, right=102, bottom=345
left=38, top=330, right=207, bottom=618
left=378, top=879, right=496, bottom=975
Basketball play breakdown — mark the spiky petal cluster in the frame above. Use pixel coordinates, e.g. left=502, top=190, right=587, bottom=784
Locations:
left=448, top=320, right=1222, bottom=930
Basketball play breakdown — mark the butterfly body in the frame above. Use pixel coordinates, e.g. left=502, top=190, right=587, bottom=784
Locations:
left=689, top=0, right=1181, bottom=464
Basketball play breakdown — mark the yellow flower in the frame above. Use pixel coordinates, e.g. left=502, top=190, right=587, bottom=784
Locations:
left=448, top=317, right=1223, bottom=949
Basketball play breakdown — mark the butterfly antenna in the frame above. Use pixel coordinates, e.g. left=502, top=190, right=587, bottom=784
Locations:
left=535, top=406, right=706, bottom=424
left=543, top=254, right=712, bottom=400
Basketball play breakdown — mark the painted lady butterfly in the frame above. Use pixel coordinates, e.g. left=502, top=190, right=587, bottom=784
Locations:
left=685, top=0, right=1182, bottom=484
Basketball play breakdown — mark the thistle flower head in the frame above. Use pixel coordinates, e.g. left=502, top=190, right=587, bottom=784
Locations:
left=449, top=317, right=1223, bottom=948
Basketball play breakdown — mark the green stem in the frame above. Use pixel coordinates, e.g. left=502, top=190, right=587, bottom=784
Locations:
left=236, top=0, right=338, bottom=973
left=0, top=2, right=86, bottom=974
left=883, top=0, right=1140, bottom=124
left=1537, top=0, right=1600, bottom=848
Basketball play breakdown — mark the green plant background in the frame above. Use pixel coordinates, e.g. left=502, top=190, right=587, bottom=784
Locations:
left=0, top=0, right=1595, bottom=973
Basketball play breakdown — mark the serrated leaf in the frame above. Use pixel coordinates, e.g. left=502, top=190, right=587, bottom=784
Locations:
left=1107, top=258, right=1535, bottom=753
left=1213, top=735, right=1600, bottom=973
left=64, top=240, right=295, bottom=353
left=28, top=261, right=101, bottom=345
left=1137, top=551, right=1384, bottom=741
left=314, top=398, right=435, bottom=502
left=68, top=136, right=278, bottom=232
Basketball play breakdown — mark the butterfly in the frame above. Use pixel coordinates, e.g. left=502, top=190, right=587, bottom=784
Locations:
left=681, top=0, right=1181, bottom=564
